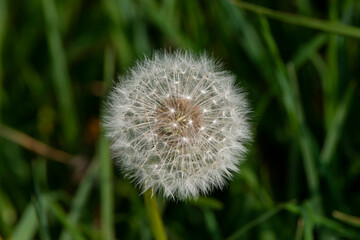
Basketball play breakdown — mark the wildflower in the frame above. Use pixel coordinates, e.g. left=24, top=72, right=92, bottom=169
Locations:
left=103, top=50, right=251, bottom=200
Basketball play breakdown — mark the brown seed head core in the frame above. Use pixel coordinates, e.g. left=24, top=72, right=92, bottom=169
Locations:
left=154, top=97, right=202, bottom=146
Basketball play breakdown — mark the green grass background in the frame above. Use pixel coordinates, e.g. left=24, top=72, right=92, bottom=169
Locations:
left=1, top=0, right=360, bottom=239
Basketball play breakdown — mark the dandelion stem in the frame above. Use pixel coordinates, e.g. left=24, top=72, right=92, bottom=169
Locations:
left=144, top=189, right=167, bottom=240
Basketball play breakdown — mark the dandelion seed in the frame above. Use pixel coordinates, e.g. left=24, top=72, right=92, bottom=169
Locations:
left=103, top=50, right=251, bottom=200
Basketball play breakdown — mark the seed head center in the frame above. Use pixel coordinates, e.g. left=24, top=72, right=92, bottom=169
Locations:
left=154, top=97, right=202, bottom=145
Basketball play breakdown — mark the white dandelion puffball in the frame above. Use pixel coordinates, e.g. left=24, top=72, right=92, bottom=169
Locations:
left=104, top=50, right=251, bottom=200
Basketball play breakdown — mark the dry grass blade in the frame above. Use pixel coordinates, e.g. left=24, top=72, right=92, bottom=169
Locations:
left=0, top=124, right=73, bottom=163
left=333, top=211, right=360, bottom=227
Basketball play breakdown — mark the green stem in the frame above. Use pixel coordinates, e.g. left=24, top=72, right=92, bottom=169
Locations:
left=144, top=189, right=167, bottom=240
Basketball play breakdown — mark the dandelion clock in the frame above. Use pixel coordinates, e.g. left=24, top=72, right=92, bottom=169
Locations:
left=103, top=50, right=251, bottom=201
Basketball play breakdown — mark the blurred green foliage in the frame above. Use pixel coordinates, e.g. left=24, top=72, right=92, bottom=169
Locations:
left=1, top=0, right=360, bottom=239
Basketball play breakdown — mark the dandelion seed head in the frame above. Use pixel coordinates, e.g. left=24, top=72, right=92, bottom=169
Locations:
left=103, top=50, right=251, bottom=200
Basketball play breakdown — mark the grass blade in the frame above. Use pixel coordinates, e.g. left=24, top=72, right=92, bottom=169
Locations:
left=0, top=0, right=7, bottom=120
left=203, top=208, right=221, bottom=240
left=227, top=204, right=288, bottom=240
left=291, top=33, right=328, bottom=69
left=138, top=0, right=192, bottom=48
left=41, top=0, right=79, bottom=146
left=232, top=0, right=360, bottom=38
left=310, top=54, right=328, bottom=91
left=11, top=203, right=38, bottom=240
left=0, top=124, right=72, bottom=163
left=321, top=81, right=357, bottom=165
left=302, top=204, right=315, bottom=240
left=31, top=159, right=50, bottom=240
left=98, top=135, right=115, bottom=240
left=0, top=189, right=14, bottom=237
left=312, top=212, right=360, bottom=239
left=59, top=160, right=99, bottom=240
left=284, top=202, right=360, bottom=239
left=48, top=198, right=85, bottom=240
left=103, top=45, right=116, bottom=90
left=259, top=17, right=321, bottom=207
left=333, top=211, right=360, bottom=227
left=98, top=45, right=116, bottom=240
left=324, top=0, right=340, bottom=131
left=191, top=197, right=224, bottom=210
left=101, top=0, right=132, bottom=68
left=295, top=0, right=312, bottom=15
left=220, top=0, right=273, bottom=78
left=294, top=218, right=304, bottom=240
